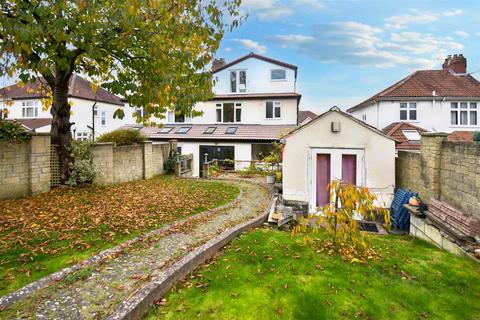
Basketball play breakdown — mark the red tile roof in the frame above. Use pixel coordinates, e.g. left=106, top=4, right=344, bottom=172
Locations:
left=348, top=70, right=480, bottom=112
left=210, top=92, right=301, bottom=101
left=382, top=122, right=428, bottom=150
left=212, top=52, right=298, bottom=77
left=0, top=75, right=124, bottom=106
left=298, top=110, right=317, bottom=124
left=448, top=131, right=473, bottom=142
left=138, top=124, right=297, bottom=141
left=7, top=118, right=51, bottom=131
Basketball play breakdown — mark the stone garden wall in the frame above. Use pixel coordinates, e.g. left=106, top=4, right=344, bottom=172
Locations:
left=0, top=134, right=51, bottom=199
left=92, top=141, right=171, bottom=186
left=396, top=133, right=480, bottom=219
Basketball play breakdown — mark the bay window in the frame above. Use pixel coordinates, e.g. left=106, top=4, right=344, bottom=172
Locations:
left=216, top=102, right=242, bottom=123
left=451, top=102, right=478, bottom=126
left=400, top=102, right=416, bottom=121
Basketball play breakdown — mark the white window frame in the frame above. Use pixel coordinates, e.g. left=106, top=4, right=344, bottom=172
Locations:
left=215, top=102, right=242, bottom=123
left=76, top=131, right=90, bottom=141
left=266, top=101, right=282, bottom=119
left=271, top=69, right=287, bottom=81
left=166, top=107, right=192, bottom=124
left=21, top=101, right=38, bottom=118
left=229, top=69, right=247, bottom=93
left=450, top=101, right=478, bottom=127
left=101, top=111, right=106, bottom=126
left=399, top=102, right=417, bottom=121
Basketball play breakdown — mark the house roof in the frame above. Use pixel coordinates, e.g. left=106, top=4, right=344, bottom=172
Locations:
left=210, top=92, right=301, bottom=102
left=298, top=110, right=317, bottom=124
left=212, top=52, right=298, bottom=78
left=382, top=122, right=428, bottom=150
left=6, top=118, right=51, bottom=132
left=447, top=131, right=474, bottom=142
left=137, top=124, right=297, bottom=141
left=348, top=70, right=480, bottom=112
left=0, top=75, right=124, bottom=106
left=285, top=106, right=397, bottom=142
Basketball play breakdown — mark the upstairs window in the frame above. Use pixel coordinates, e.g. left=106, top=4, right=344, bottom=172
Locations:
left=266, top=101, right=281, bottom=119
left=216, top=102, right=242, bottom=123
left=101, top=111, right=106, bottom=125
left=451, top=102, right=477, bottom=126
left=400, top=102, right=416, bottom=121
left=271, top=69, right=286, bottom=81
left=167, top=106, right=191, bottom=123
left=230, top=70, right=246, bottom=93
left=21, top=101, right=38, bottom=118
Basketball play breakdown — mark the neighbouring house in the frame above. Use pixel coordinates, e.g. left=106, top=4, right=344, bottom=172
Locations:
left=298, top=110, right=317, bottom=125
left=347, top=54, right=480, bottom=133
left=382, top=122, right=428, bottom=151
left=282, top=106, right=396, bottom=213
left=0, top=75, right=138, bottom=140
left=138, top=52, right=301, bottom=177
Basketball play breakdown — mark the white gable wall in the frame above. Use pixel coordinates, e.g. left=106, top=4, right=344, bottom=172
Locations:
left=213, top=58, right=296, bottom=95
left=283, top=111, right=395, bottom=211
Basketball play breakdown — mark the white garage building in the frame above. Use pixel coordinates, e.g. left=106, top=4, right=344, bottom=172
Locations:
left=282, top=107, right=396, bottom=213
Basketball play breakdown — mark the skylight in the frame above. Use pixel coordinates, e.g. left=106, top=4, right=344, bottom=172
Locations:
left=204, top=127, right=217, bottom=134
left=402, top=130, right=421, bottom=141
left=225, top=126, right=238, bottom=134
left=176, top=127, right=191, bottom=134
left=158, top=127, right=173, bottom=134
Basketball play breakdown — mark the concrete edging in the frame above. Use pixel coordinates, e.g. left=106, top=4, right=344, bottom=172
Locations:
left=106, top=194, right=273, bottom=320
left=0, top=182, right=244, bottom=310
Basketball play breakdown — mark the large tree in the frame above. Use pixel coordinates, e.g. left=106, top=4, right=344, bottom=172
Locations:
left=0, top=0, right=242, bottom=182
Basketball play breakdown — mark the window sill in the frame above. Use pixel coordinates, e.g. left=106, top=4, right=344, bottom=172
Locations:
left=271, top=79, right=287, bottom=82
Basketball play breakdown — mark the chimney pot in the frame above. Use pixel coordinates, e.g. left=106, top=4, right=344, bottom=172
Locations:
left=442, top=54, right=467, bottom=74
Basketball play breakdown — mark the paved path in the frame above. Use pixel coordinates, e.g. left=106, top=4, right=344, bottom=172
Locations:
left=4, top=180, right=271, bottom=319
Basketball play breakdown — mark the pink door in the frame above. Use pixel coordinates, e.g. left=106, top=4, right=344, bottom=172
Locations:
left=342, top=154, right=357, bottom=185
left=316, top=154, right=331, bottom=207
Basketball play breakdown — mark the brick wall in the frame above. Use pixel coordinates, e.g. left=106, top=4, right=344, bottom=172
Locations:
left=396, top=133, right=480, bottom=219
left=0, top=134, right=51, bottom=199
left=92, top=141, right=170, bottom=186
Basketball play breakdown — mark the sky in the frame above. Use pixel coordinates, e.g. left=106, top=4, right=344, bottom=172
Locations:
left=218, top=0, right=480, bottom=113
left=1, top=0, right=479, bottom=114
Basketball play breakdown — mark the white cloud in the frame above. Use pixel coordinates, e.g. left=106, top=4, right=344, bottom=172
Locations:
left=293, top=0, right=326, bottom=10
left=232, top=38, right=267, bottom=54
left=453, top=30, right=469, bottom=38
left=224, top=47, right=233, bottom=52
left=257, top=7, right=293, bottom=21
left=271, top=21, right=464, bottom=69
left=385, top=13, right=438, bottom=30
left=443, top=9, right=463, bottom=16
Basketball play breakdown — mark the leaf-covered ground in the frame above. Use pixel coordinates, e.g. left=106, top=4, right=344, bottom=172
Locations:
left=0, top=175, right=239, bottom=296
left=147, top=228, right=480, bottom=320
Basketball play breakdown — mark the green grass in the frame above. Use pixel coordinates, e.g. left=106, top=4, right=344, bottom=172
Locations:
left=0, top=175, right=239, bottom=296
left=147, top=228, right=480, bottom=320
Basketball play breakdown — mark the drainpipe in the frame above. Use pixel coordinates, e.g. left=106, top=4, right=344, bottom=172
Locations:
left=91, top=100, right=97, bottom=141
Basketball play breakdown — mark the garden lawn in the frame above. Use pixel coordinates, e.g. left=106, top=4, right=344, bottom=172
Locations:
left=148, top=228, right=480, bottom=320
left=0, top=175, right=239, bottom=296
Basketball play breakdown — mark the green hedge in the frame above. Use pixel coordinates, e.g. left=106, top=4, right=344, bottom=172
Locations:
left=0, top=120, right=31, bottom=142
left=96, top=129, right=145, bottom=146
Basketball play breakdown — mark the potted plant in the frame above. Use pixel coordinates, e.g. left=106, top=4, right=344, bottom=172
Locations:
left=262, top=143, right=282, bottom=184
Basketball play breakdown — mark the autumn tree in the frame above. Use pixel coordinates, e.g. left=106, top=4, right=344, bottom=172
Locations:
left=0, top=0, right=242, bottom=182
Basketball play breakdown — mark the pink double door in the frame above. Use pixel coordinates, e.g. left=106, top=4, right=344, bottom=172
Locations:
left=316, top=153, right=357, bottom=207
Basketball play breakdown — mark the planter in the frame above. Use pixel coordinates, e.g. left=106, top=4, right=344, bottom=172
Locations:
left=266, top=175, right=275, bottom=184
left=409, top=197, right=420, bottom=207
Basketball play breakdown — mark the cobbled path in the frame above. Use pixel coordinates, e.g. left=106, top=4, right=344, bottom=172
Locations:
left=3, top=180, right=271, bottom=320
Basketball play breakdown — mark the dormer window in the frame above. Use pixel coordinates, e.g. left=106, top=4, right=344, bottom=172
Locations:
left=271, top=69, right=286, bottom=81
left=230, top=70, right=246, bottom=93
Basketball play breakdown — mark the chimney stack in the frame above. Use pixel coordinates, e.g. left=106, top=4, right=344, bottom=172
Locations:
left=212, top=58, right=226, bottom=71
left=442, top=54, right=467, bottom=74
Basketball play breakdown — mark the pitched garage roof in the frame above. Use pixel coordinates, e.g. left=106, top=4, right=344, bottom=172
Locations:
left=285, top=106, right=397, bottom=142
left=348, top=70, right=480, bottom=112
left=0, top=75, right=124, bottom=106
left=138, top=124, right=297, bottom=141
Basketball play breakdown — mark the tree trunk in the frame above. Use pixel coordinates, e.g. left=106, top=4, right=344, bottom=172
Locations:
left=50, top=73, right=73, bottom=184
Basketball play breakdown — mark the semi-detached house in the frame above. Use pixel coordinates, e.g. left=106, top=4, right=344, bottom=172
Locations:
left=348, top=54, right=480, bottom=134
left=140, top=53, right=302, bottom=177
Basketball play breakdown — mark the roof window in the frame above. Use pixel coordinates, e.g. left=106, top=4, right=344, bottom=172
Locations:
left=225, top=127, right=238, bottom=134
